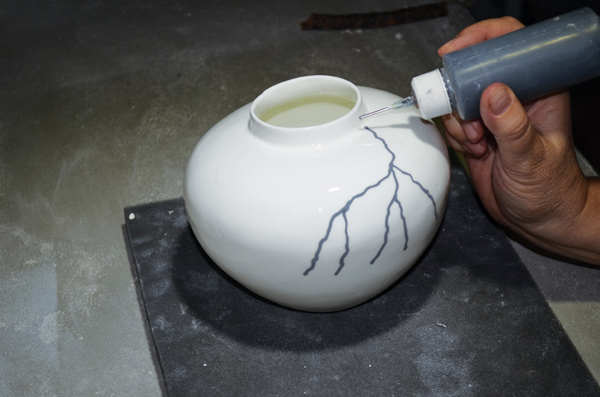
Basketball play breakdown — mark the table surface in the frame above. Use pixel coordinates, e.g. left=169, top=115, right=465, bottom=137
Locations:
left=1, top=1, right=599, bottom=395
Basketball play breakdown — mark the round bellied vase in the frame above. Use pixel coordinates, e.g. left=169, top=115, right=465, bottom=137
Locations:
left=184, top=75, right=450, bottom=312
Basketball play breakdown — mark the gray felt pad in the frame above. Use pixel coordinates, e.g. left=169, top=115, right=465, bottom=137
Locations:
left=124, top=158, right=599, bottom=396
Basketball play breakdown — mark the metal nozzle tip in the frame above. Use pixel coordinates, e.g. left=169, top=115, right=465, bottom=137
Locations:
left=359, top=107, right=391, bottom=120
left=359, top=96, right=415, bottom=120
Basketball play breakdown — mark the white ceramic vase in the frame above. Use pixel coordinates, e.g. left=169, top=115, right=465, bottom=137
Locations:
left=184, top=75, right=450, bottom=312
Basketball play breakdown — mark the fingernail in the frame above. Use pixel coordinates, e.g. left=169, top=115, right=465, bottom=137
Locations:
left=472, top=143, right=485, bottom=156
left=490, top=86, right=511, bottom=116
left=464, top=124, right=478, bottom=142
left=466, top=142, right=483, bottom=156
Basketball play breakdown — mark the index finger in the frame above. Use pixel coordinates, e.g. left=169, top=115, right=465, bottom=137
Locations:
left=438, top=16, right=525, bottom=56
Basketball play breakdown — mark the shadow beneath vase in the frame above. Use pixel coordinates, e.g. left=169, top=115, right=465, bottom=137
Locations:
left=170, top=222, right=442, bottom=352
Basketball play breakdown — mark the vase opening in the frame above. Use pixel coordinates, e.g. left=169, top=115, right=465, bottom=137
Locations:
left=259, top=94, right=355, bottom=128
left=251, top=76, right=360, bottom=129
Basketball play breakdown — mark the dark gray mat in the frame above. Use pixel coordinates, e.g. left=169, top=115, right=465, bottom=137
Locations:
left=124, top=158, right=600, bottom=396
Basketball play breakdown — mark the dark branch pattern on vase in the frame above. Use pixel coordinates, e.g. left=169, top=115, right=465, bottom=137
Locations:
left=304, top=126, right=438, bottom=276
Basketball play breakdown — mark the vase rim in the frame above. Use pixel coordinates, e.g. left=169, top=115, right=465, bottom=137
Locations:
left=249, top=75, right=366, bottom=146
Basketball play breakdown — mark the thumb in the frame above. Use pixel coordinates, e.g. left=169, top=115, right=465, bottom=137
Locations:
left=480, top=83, right=537, bottom=163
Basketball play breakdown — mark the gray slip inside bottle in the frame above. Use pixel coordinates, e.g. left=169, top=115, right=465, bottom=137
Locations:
left=412, top=7, right=600, bottom=120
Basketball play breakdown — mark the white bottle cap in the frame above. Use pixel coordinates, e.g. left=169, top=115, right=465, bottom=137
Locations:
left=411, top=69, right=452, bottom=119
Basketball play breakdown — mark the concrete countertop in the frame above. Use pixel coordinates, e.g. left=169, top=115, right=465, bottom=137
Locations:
left=1, top=1, right=598, bottom=394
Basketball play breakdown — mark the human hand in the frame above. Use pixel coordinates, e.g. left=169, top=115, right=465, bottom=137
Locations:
left=439, top=17, right=600, bottom=264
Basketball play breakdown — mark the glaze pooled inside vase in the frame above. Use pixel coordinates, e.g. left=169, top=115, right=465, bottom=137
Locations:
left=259, top=94, right=356, bottom=128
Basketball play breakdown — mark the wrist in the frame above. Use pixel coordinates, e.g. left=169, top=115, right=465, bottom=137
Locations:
left=528, top=176, right=600, bottom=264
left=571, top=177, right=600, bottom=263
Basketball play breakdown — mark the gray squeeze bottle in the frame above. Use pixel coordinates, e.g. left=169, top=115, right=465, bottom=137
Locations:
left=410, top=7, right=600, bottom=120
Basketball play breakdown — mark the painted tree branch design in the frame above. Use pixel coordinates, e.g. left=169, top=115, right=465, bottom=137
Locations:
left=303, top=126, right=438, bottom=276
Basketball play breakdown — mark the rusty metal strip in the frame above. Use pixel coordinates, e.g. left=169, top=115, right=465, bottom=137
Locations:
left=300, top=3, right=448, bottom=30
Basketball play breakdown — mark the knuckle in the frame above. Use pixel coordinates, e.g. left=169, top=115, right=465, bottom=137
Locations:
left=510, top=113, right=533, bottom=141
